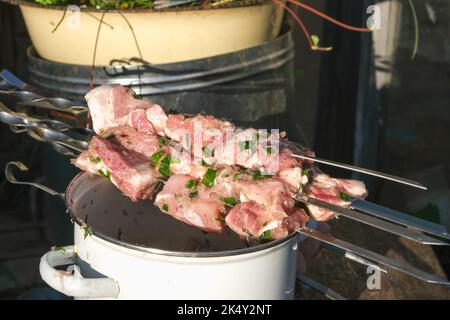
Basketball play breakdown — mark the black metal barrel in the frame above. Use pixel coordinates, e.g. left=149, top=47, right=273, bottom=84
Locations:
left=28, top=27, right=296, bottom=130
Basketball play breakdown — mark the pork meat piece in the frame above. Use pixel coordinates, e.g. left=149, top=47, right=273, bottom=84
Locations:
left=165, top=114, right=235, bottom=148
left=103, top=126, right=160, bottom=158
left=154, top=174, right=226, bottom=233
left=225, top=202, right=309, bottom=240
left=225, top=201, right=279, bottom=238
left=305, top=172, right=367, bottom=221
left=86, top=85, right=167, bottom=136
left=72, top=136, right=159, bottom=201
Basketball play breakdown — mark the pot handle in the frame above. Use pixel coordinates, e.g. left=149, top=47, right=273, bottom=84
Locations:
left=5, top=161, right=65, bottom=200
left=39, top=245, right=120, bottom=299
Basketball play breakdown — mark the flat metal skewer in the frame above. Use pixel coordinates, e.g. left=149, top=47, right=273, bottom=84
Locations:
left=297, top=227, right=450, bottom=286
left=349, top=198, right=450, bottom=241
left=296, top=273, right=347, bottom=300
left=296, top=195, right=449, bottom=246
left=291, top=154, right=427, bottom=190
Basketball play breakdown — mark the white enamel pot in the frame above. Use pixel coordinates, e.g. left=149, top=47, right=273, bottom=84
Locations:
left=7, top=162, right=303, bottom=299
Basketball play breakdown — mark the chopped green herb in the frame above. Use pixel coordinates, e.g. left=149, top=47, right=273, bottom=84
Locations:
left=185, top=179, right=197, bottom=190
left=189, top=191, right=199, bottom=199
left=162, top=203, right=169, bottom=212
left=97, top=169, right=110, bottom=180
left=151, top=150, right=166, bottom=167
left=222, top=196, right=238, bottom=206
left=159, top=156, right=173, bottom=177
left=258, top=230, right=272, bottom=242
left=89, top=156, right=101, bottom=164
left=252, top=170, right=271, bottom=180
left=339, top=192, right=351, bottom=201
left=266, top=147, right=273, bottom=155
left=203, top=146, right=215, bottom=158
left=201, top=168, right=217, bottom=187
left=52, top=246, right=66, bottom=253
left=302, top=168, right=310, bottom=176
left=201, top=159, right=209, bottom=167
left=238, top=140, right=251, bottom=151
left=233, top=172, right=248, bottom=181
left=216, top=215, right=225, bottom=222
left=158, top=136, right=168, bottom=146
left=83, top=225, right=92, bottom=239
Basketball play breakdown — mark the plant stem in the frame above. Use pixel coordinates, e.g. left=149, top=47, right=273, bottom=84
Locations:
left=408, top=0, right=419, bottom=60
left=287, top=0, right=372, bottom=32
left=272, top=0, right=314, bottom=49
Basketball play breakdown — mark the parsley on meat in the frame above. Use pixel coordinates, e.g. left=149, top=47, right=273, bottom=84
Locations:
left=201, top=168, right=217, bottom=187
left=151, top=150, right=165, bottom=167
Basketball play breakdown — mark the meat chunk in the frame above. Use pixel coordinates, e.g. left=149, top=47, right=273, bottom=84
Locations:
left=333, top=178, right=367, bottom=198
left=165, top=114, right=234, bottom=148
left=305, top=172, right=367, bottom=221
left=73, top=136, right=158, bottom=201
left=225, top=202, right=279, bottom=238
left=86, top=85, right=167, bottom=136
left=271, top=208, right=310, bottom=240
left=225, top=202, right=309, bottom=240
left=103, top=126, right=160, bottom=158
left=154, top=175, right=226, bottom=233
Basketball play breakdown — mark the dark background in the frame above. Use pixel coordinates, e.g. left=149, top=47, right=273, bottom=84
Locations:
left=0, top=0, right=449, bottom=299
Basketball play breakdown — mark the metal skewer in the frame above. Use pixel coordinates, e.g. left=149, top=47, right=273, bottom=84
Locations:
left=296, top=273, right=347, bottom=300
left=291, top=154, right=427, bottom=190
left=296, top=227, right=450, bottom=286
left=295, top=195, right=449, bottom=246
left=349, top=198, right=450, bottom=241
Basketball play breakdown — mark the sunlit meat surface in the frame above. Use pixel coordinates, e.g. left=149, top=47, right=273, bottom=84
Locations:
left=86, top=85, right=167, bottom=136
left=103, top=126, right=160, bottom=158
left=305, top=172, right=367, bottom=221
left=154, top=174, right=227, bottom=233
left=225, top=202, right=309, bottom=240
left=165, top=113, right=235, bottom=148
left=72, top=136, right=159, bottom=201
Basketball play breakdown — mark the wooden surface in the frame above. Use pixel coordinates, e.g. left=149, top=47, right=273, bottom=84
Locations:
left=296, top=218, right=450, bottom=299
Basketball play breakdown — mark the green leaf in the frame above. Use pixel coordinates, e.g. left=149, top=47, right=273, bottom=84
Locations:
left=189, top=191, right=199, bottom=199
left=52, top=246, right=66, bottom=253
left=89, top=156, right=101, bottom=164
left=311, top=34, right=333, bottom=51
left=222, top=196, right=238, bottom=206
left=159, top=156, right=173, bottom=177
left=83, top=225, right=92, bottom=239
left=311, top=35, right=320, bottom=47
left=151, top=150, right=165, bottom=167
left=158, top=136, right=168, bottom=146
left=185, top=179, right=197, bottom=190
left=339, top=192, right=351, bottom=201
left=258, top=230, right=272, bottom=242
left=201, top=168, right=217, bottom=188
left=266, top=147, right=272, bottom=155
left=252, top=170, right=271, bottom=180
left=105, top=133, right=115, bottom=141
left=162, top=203, right=169, bottom=212
left=97, top=169, right=110, bottom=180
left=238, top=140, right=256, bottom=153
left=302, top=167, right=310, bottom=176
